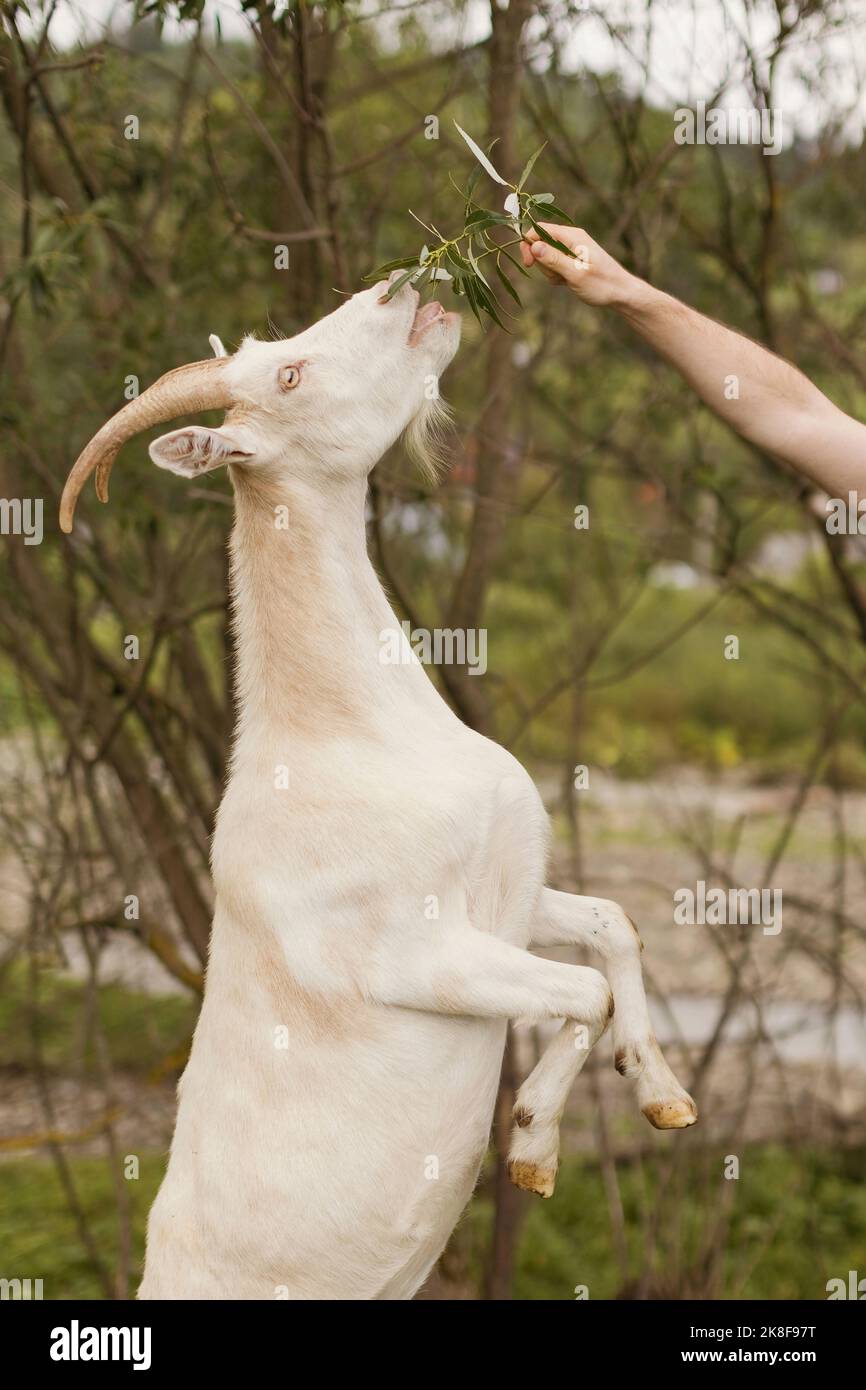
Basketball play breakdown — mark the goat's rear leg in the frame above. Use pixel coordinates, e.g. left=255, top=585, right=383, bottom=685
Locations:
left=529, top=888, right=697, bottom=1132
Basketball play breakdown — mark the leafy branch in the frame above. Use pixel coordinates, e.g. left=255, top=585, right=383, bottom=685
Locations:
left=365, top=122, right=577, bottom=329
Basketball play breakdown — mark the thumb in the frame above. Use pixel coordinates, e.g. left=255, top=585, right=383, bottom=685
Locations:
left=530, top=240, right=572, bottom=277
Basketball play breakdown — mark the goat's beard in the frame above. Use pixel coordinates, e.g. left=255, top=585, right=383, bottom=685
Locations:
left=403, top=393, right=453, bottom=485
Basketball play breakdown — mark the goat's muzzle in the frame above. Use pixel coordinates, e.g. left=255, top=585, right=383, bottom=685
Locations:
left=59, top=357, right=235, bottom=533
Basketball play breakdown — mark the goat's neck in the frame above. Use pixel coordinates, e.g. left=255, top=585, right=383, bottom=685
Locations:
left=228, top=468, right=438, bottom=743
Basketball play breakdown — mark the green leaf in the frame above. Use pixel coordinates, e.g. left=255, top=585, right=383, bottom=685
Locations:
left=445, top=247, right=474, bottom=276
left=412, top=266, right=433, bottom=292
left=465, top=163, right=483, bottom=202
left=465, top=207, right=511, bottom=229
left=517, top=142, right=546, bottom=191
left=532, top=200, right=577, bottom=224
left=363, top=256, right=425, bottom=282
left=471, top=217, right=514, bottom=240
left=454, top=121, right=509, bottom=186
left=472, top=277, right=510, bottom=331
left=448, top=171, right=477, bottom=212
left=383, top=268, right=420, bottom=299
left=498, top=245, right=531, bottom=278
left=527, top=218, right=576, bottom=257
left=494, top=256, right=522, bottom=305
left=467, top=243, right=491, bottom=290
left=463, top=276, right=485, bottom=327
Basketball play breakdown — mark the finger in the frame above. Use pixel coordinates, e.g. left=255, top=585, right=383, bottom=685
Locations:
left=530, top=239, right=577, bottom=280
left=519, top=240, right=534, bottom=268
left=537, top=221, right=579, bottom=243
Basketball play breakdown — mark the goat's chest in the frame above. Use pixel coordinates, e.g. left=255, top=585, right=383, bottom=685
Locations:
left=220, top=721, right=549, bottom=947
left=373, top=727, right=550, bottom=942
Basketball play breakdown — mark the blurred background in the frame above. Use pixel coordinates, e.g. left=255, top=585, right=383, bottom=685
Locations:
left=1, top=0, right=866, bottom=1300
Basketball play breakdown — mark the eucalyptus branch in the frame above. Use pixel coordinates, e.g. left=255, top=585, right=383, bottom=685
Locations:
left=365, top=122, right=577, bottom=329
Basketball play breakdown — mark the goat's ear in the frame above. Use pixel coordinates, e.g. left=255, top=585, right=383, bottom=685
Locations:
left=149, top=426, right=255, bottom=478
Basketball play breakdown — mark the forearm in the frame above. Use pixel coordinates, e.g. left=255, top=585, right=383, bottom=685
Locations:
left=523, top=222, right=866, bottom=496
left=618, top=280, right=866, bottom=496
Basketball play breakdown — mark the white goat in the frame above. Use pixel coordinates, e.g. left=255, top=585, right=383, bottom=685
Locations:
left=60, top=275, right=696, bottom=1301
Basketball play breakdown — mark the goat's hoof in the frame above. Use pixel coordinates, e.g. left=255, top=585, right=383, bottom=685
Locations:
left=641, top=1095, right=698, bottom=1129
left=507, top=1158, right=557, bottom=1198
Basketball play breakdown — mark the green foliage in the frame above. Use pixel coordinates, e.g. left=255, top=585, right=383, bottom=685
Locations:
left=4, top=1144, right=863, bottom=1299
left=0, top=962, right=197, bottom=1075
left=1, top=202, right=114, bottom=313
left=365, top=123, right=577, bottom=329
left=0, top=1156, right=164, bottom=1300
left=1, top=18, right=864, bottom=778
left=498, top=1146, right=866, bottom=1300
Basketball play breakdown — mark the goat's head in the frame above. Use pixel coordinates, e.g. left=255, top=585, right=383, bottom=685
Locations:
left=59, top=275, right=461, bottom=532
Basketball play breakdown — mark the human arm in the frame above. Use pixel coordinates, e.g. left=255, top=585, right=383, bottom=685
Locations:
left=521, top=224, right=866, bottom=497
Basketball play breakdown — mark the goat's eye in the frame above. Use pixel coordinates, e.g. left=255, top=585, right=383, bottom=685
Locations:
left=278, top=364, right=302, bottom=391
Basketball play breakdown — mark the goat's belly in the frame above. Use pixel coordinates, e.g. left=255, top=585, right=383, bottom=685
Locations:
left=140, top=1011, right=505, bottom=1300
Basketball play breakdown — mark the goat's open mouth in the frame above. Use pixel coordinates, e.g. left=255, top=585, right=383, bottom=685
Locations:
left=409, top=300, right=446, bottom=345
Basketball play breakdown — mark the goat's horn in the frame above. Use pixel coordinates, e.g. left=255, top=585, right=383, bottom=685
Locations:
left=59, top=357, right=234, bottom=533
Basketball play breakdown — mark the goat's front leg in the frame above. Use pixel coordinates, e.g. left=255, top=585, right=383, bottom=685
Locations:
left=530, top=888, right=697, bottom=1132
left=364, top=924, right=613, bottom=1198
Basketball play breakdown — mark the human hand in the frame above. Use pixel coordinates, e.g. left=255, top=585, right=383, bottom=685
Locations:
left=519, top=224, right=639, bottom=310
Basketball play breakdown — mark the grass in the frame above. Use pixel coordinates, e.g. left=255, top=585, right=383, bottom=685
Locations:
left=517, top=1145, right=866, bottom=1299
left=491, top=580, right=866, bottom=784
left=2, top=1144, right=863, bottom=1299
left=0, top=960, right=197, bottom=1075
left=0, top=1155, right=163, bottom=1300
left=6, top=573, right=866, bottom=786
left=459, top=1144, right=866, bottom=1300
